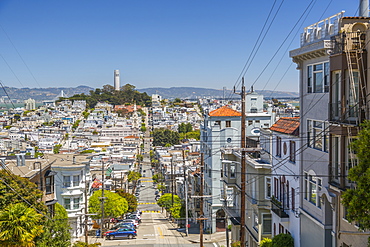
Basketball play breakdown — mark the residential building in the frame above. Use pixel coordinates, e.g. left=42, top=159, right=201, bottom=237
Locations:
left=290, top=11, right=341, bottom=247
left=327, top=12, right=370, bottom=247
left=262, top=117, right=301, bottom=246
left=201, top=105, right=241, bottom=233
left=51, top=154, right=92, bottom=240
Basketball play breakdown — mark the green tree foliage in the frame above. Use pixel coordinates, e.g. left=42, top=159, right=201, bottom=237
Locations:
left=152, top=128, right=180, bottom=147
left=271, top=233, right=294, bottom=247
left=72, top=120, right=81, bottom=130
left=342, top=120, right=370, bottom=230
left=115, top=190, right=138, bottom=213
left=37, top=203, right=71, bottom=247
left=178, top=123, right=193, bottom=133
left=179, top=130, right=200, bottom=141
left=260, top=238, right=272, bottom=247
left=64, top=84, right=151, bottom=108
left=0, top=203, right=43, bottom=247
left=0, top=170, right=47, bottom=214
left=173, top=98, right=182, bottom=103
left=73, top=242, right=101, bottom=247
left=88, top=190, right=128, bottom=219
left=157, top=183, right=166, bottom=192
left=152, top=173, right=164, bottom=183
left=128, top=171, right=142, bottom=193
left=157, top=193, right=181, bottom=209
left=53, top=144, right=62, bottom=154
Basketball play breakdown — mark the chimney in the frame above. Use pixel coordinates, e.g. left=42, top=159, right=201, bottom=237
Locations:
left=359, top=0, right=369, bottom=17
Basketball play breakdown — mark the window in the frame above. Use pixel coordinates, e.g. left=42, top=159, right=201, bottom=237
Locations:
left=324, top=62, right=330, bottom=92
left=73, top=198, right=80, bottom=209
left=307, top=62, right=329, bottom=93
left=291, top=188, right=295, bottom=210
left=348, top=71, right=359, bottom=118
left=308, top=120, right=328, bottom=152
left=64, top=198, right=71, bottom=210
left=266, top=177, right=272, bottom=199
left=253, top=212, right=259, bottom=232
left=332, top=136, right=340, bottom=181
left=248, top=120, right=253, bottom=126
left=305, top=173, right=322, bottom=207
left=289, top=141, right=296, bottom=163
left=274, top=177, right=279, bottom=198
left=276, top=137, right=282, bottom=157
left=262, top=214, right=272, bottom=234
left=73, top=175, right=80, bottom=187
left=226, top=121, right=231, bottom=127
left=215, top=121, right=221, bottom=126
left=307, top=65, right=312, bottom=93
left=230, top=164, right=236, bottom=178
left=63, top=176, right=70, bottom=187
left=45, top=176, right=54, bottom=194
left=251, top=108, right=257, bottom=113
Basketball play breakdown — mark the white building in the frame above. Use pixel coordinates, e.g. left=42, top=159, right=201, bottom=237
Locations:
left=51, top=154, right=92, bottom=240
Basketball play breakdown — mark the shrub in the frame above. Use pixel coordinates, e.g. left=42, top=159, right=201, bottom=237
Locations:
left=260, top=237, right=273, bottom=247
left=272, top=233, right=294, bottom=247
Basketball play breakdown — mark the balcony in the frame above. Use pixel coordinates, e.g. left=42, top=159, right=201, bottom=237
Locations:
left=329, top=103, right=363, bottom=125
left=331, top=31, right=366, bottom=55
left=271, top=198, right=289, bottom=218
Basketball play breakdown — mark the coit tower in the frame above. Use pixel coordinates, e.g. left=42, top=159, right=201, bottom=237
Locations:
left=114, top=70, right=120, bottom=90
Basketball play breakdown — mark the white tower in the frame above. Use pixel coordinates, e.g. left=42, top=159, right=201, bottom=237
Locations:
left=114, top=70, right=120, bottom=90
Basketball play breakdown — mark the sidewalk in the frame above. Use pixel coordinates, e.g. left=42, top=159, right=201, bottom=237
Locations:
left=168, top=220, right=228, bottom=247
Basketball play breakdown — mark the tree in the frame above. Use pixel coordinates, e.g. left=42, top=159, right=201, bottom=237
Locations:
left=0, top=203, right=43, bottom=247
left=127, top=171, right=142, bottom=194
left=36, top=203, right=71, bottom=247
left=152, top=128, right=180, bottom=147
left=152, top=173, right=164, bottom=183
left=342, top=120, right=370, bottom=230
left=0, top=170, right=47, bottom=214
left=89, top=190, right=128, bottom=219
left=115, top=190, right=138, bottom=213
left=157, top=193, right=181, bottom=210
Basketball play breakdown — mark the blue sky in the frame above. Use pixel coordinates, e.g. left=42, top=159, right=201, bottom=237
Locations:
left=0, top=0, right=359, bottom=92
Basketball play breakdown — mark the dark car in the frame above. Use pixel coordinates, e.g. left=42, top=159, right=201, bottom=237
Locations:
left=105, top=228, right=137, bottom=240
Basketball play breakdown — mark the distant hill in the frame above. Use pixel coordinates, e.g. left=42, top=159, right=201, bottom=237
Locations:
left=0, top=86, right=93, bottom=101
left=0, top=85, right=298, bottom=102
left=137, top=87, right=299, bottom=99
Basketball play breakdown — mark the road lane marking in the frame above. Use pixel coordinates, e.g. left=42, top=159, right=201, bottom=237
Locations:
left=138, top=202, right=157, bottom=205
left=157, top=226, right=164, bottom=239
left=142, top=210, right=161, bottom=213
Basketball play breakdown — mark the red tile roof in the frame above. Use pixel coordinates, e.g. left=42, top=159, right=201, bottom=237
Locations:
left=270, top=117, right=300, bottom=136
left=209, top=106, right=241, bottom=117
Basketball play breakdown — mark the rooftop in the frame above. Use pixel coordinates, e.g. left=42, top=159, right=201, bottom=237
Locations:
left=270, top=117, right=300, bottom=136
left=209, top=105, right=241, bottom=117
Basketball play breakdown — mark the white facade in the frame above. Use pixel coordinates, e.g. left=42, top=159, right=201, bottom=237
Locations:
left=51, top=155, right=91, bottom=240
left=114, top=70, right=120, bottom=91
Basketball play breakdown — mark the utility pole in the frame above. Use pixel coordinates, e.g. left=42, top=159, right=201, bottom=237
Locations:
left=100, top=161, right=106, bottom=238
left=84, top=171, right=88, bottom=245
left=200, top=152, right=204, bottom=247
left=171, top=155, right=174, bottom=207
left=235, top=78, right=247, bottom=246
left=183, top=149, right=189, bottom=236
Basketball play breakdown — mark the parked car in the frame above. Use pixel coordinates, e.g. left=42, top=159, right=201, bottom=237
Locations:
left=126, top=214, right=141, bottom=223
left=115, top=222, right=136, bottom=229
left=120, top=219, right=139, bottom=228
left=105, top=228, right=137, bottom=240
